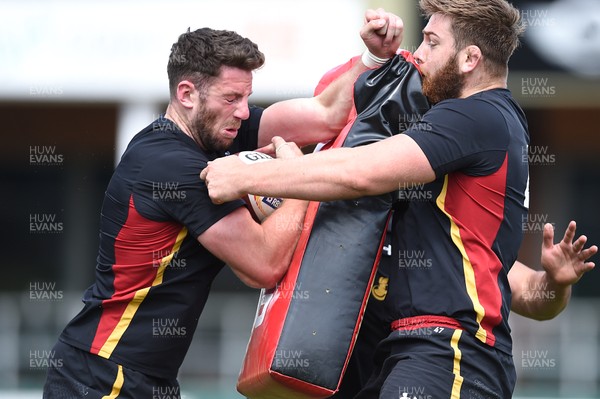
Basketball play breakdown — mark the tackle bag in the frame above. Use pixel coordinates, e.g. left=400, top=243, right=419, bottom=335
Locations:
left=237, top=51, right=430, bottom=399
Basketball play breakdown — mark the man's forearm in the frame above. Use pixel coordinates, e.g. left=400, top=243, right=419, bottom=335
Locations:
left=201, top=133, right=435, bottom=204
left=313, top=57, right=370, bottom=131
left=238, top=147, right=365, bottom=201
left=510, top=262, right=572, bottom=321
left=258, top=57, right=370, bottom=148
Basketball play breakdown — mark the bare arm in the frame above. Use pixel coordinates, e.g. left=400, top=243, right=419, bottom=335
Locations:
left=257, top=8, right=404, bottom=148
left=510, top=221, right=597, bottom=320
left=198, top=200, right=307, bottom=289
left=201, top=134, right=435, bottom=203
left=198, top=141, right=308, bottom=289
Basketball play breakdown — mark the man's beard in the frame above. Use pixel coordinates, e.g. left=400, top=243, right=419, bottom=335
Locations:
left=190, top=105, right=236, bottom=153
left=421, top=53, right=464, bottom=104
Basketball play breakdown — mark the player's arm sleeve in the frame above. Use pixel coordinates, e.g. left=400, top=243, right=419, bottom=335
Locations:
left=136, top=155, right=245, bottom=238
left=403, top=100, right=510, bottom=178
left=169, top=179, right=244, bottom=239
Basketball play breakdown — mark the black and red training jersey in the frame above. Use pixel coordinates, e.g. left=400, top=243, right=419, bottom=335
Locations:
left=391, top=89, right=529, bottom=354
left=59, top=108, right=263, bottom=378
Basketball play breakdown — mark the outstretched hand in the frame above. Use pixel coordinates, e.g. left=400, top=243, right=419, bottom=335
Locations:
left=541, top=221, right=597, bottom=287
left=361, top=8, right=403, bottom=59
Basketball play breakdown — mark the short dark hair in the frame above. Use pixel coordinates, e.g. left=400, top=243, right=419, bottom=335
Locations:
left=420, top=0, right=525, bottom=77
left=167, top=27, right=265, bottom=98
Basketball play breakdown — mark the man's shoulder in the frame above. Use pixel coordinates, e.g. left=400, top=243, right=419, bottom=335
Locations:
left=134, top=120, right=206, bottom=157
left=122, top=129, right=207, bottom=181
left=435, top=89, right=509, bottom=106
left=146, top=142, right=207, bottom=179
left=430, top=90, right=511, bottom=122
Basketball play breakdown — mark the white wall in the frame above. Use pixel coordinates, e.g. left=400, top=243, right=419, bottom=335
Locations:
left=0, top=0, right=366, bottom=103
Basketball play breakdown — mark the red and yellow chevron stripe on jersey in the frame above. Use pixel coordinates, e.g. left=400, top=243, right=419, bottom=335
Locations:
left=435, top=155, right=509, bottom=347
left=91, top=196, right=188, bottom=358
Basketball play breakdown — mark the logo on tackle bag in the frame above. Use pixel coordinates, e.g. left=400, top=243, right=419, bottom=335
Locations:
left=371, top=276, right=389, bottom=301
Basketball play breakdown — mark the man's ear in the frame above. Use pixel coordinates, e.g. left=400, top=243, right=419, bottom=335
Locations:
left=176, top=80, right=196, bottom=109
left=460, top=45, right=482, bottom=73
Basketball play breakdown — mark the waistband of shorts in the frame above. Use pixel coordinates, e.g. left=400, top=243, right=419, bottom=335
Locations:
left=391, top=315, right=463, bottom=331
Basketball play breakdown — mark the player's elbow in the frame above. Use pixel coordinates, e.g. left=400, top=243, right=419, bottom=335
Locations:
left=531, top=314, right=554, bottom=322
left=262, top=259, right=288, bottom=288
left=520, top=312, right=558, bottom=322
left=316, top=97, right=352, bottom=135
left=240, top=275, right=274, bottom=290
left=341, top=167, right=379, bottom=198
left=245, top=275, right=282, bottom=290
left=326, top=117, right=350, bottom=136
left=530, top=306, right=566, bottom=321
left=242, top=262, right=286, bottom=289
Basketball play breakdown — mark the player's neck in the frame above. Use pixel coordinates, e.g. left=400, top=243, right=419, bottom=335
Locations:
left=460, top=76, right=507, bottom=99
left=164, top=104, right=194, bottom=140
